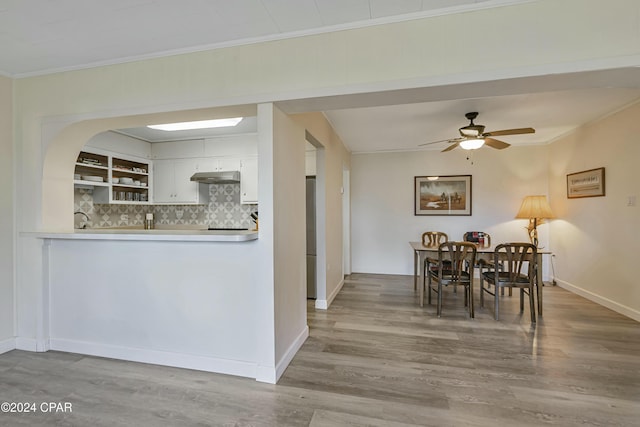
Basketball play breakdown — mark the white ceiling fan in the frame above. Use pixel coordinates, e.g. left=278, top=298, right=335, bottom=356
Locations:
left=421, top=112, right=535, bottom=152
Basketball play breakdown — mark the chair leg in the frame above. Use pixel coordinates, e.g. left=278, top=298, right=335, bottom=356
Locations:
left=520, top=288, right=524, bottom=312
left=427, top=273, right=432, bottom=306
left=494, top=286, right=500, bottom=320
left=437, top=283, right=443, bottom=317
left=464, top=284, right=468, bottom=307
left=528, top=284, right=536, bottom=323
left=479, top=276, right=485, bottom=308
left=468, top=283, right=474, bottom=318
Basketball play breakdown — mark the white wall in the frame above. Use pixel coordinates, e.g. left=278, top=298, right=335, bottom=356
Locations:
left=351, top=146, right=549, bottom=275
left=87, top=131, right=151, bottom=159
left=0, top=75, right=14, bottom=351
left=293, top=113, right=351, bottom=308
left=549, top=101, right=640, bottom=320
left=272, top=105, right=308, bottom=377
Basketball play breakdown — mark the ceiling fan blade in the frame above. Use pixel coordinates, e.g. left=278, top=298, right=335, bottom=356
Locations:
left=483, top=127, right=535, bottom=137
left=442, top=141, right=460, bottom=152
left=419, top=137, right=462, bottom=147
left=484, top=137, right=510, bottom=150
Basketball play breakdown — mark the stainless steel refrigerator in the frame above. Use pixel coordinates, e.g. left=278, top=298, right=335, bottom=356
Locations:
left=306, top=176, right=316, bottom=299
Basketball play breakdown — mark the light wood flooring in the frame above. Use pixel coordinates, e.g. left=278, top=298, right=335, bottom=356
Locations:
left=1, top=273, right=639, bottom=426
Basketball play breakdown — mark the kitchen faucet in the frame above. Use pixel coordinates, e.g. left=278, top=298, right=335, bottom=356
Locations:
left=74, top=211, right=90, bottom=229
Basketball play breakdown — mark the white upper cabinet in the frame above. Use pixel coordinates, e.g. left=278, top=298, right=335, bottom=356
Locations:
left=240, top=157, right=258, bottom=204
left=152, top=160, right=174, bottom=202
left=149, top=133, right=257, bottom=205
left=153, top=158, right=209, bottom=204
left=197, top=157, right=241, bottom=172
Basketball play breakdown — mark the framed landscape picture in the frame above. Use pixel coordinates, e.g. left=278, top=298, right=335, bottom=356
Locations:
left=567, top=167, right=605, bottom=198
left=414, top=175, right=472, bottom=216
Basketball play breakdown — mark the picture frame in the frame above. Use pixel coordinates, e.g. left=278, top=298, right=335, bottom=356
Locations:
left=567, top=167, right=605, bottom=198
left=414, top=175, right=472, bottom=216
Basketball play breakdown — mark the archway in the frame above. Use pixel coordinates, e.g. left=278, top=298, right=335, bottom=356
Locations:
left=40, top=105, right=257, bottom=230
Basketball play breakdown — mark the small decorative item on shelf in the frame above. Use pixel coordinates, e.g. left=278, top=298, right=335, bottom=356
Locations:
left=145, top=213, right=154, bottom=230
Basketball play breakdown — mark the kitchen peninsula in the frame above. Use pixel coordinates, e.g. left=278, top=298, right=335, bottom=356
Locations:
left=22, top=225, right=270, bottom=381
left=20, top=107, right=311, bottom=386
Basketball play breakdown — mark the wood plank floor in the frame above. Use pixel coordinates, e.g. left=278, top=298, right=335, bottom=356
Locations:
left=1, top=273, right=639, bottom=426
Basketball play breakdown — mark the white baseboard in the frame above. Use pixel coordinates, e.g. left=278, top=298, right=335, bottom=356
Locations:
left=276, top=325, right=308, bottom=382
left=557, top=280, right=640, bottom=322
left=255, top=325, right=309, bottom=384
left=315, top=277, right=345, bottom=311
left=315, top=299, right=328, bottom=310
left=15, top=337, right=37, bottom=351
left=15, top=337, right=50, bottom=352
left=49, top=339, right=258, bottom=379
left=0, top=337, right=16, bottom=354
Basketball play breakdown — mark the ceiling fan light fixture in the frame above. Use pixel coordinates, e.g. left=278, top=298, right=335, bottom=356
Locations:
left=459, top=138, right=485, bottom=150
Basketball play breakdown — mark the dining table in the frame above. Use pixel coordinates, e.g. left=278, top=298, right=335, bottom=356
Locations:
left=410, top=241, right=550, bottom=316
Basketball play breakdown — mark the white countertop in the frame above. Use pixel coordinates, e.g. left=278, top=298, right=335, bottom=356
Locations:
left=22, top=228, right=258, bottom=242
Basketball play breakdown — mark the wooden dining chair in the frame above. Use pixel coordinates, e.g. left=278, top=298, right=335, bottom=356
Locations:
left=463, top=231, right=491, bottom=248
left=425, top=241, right=477, bottom=317
left=463, top=231, right=507, bottom=294
left=420, top=232, right=449, bottom=294
left=422, top=231, right=448, bottom=247
left=479, top=243, right=537, bottom=322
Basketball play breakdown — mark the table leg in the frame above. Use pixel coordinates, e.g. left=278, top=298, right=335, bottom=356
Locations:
left=414, top=250, right=418, bottom=291
left=536, top=253, right=543, bottom=317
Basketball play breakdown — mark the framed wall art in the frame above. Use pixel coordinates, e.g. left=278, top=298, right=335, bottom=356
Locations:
left=414, top=175, right=472, bottom=216
left=567, top=167, right=605, bottom=198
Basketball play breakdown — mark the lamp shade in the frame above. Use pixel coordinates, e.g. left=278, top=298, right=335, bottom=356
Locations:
left=459, top=138, right=485, bottom=150
left=515, top=195, right=554, bottom=219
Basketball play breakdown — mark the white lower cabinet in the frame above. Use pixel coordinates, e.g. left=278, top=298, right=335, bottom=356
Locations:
left=153, top=159, right=209, bottom=204
left=240, top=157, right=258, bottom=204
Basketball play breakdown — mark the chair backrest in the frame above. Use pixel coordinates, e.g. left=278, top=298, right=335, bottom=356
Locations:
left=422, top=231, right=448, bottom=247
left=437, top=241, right=477, bottom=279
left=493, top=243, right=537, bottom=283
left=463, top=231, right=491, bottom=248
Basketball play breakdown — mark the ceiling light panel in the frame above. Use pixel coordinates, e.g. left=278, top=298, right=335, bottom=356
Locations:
left=148, top=118, right=244, bottom=131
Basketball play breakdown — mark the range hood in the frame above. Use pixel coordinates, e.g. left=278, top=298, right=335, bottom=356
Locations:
left=190, top=170, right=240, bottom=184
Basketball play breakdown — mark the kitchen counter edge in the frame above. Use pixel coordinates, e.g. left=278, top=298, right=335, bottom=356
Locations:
left=21, top=229, right=259, bottom=242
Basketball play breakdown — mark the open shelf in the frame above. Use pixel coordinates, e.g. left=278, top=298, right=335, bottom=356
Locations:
left=74, top=150, right=151, bottom=204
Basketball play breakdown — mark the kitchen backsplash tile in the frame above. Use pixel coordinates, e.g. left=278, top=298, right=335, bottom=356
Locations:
left=74, top=184, right=256, bottom=229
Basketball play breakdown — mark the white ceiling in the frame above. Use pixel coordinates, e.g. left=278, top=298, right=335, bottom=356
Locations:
left=3, top=1, right=640, bottom=153
left=0, top=0, right=514, bottom=78
left=322, top=87, right=640, bottom=152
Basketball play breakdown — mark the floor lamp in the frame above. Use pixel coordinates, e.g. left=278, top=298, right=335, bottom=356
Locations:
left=515, top=195, right=554, bottom=247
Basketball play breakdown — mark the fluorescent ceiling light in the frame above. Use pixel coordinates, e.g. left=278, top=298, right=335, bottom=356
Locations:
left=148, top=117, right=243, bottom=131
left=459, top=138, right=485, bottom=150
